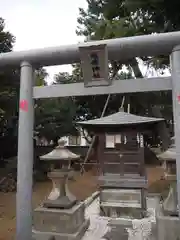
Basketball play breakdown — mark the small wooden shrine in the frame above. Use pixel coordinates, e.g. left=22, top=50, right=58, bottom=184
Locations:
left=77, top=111, right=164, bottom=218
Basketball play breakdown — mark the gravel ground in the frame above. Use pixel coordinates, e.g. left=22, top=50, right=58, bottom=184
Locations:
left=82, top=197, right=159, bottom=240
left=0, top=166, right=164, bottom=239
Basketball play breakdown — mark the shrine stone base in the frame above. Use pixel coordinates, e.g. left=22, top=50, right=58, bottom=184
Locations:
left=32, top=202, right=90, bottom=240
left=156, top=205, right=180, bottom=240
left=98, top=175, right=148, bottom=219
left=100, top=203, right=146, bottom=219
left=99, top=188, right=147, bottom=218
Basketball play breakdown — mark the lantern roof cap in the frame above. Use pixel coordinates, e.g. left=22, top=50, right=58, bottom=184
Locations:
left=40, top=139, right=80, bottom=161
left=158, top=136, right=176, bottom=160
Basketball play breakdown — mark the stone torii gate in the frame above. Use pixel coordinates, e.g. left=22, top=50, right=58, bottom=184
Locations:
left=0, top=31, right=180, bottom=240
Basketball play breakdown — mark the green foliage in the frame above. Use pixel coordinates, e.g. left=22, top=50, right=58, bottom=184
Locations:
left=0, top=18, right=15, bottom=53
left=0, top=17, right=76, bottom=144
left=35, top=97, right=78, bottom=141
left=35, top=68, right=48, bottom=86
left=34, top=72, right=80, bottom=142
left=0, top=16, right=75, bottom=144
left=0, top=18, right=19, bottom=140
left=74, top=0, right=174, bottom=123
left=0, top=2, right=177, bottom=153
left=53, top=64, right=84, bottom=84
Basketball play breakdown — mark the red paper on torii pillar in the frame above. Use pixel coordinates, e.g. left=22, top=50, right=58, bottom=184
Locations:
left=20, top=99, right=28, bottom=112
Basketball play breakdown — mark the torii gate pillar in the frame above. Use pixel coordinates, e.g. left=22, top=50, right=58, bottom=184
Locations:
left=16, top=61, right=34, bottom=240
left=171, top=46, right=180, bottom=212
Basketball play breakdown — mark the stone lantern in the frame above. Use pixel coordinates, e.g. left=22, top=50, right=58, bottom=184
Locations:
left=158, top=137, right=176, bottom=180
left=156, top=142, right=180, bottom=239
left=158, top=137, right=178, bottom=216
left=33, top=139, right=90, bottom=240
left=40, top=139, right=80, bottom=209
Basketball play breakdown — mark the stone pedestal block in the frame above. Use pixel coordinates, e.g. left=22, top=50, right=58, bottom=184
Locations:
left=99, top=189, right=147, bottom=218
left=103, top=219, right=132, bottom=240
left=32, top=202, right=89, bottom=240
left=156, top=205, right=180, bottom=240
left=100, top=189, right=142, bottom=205
left=98, top=174, right=147, bottom=218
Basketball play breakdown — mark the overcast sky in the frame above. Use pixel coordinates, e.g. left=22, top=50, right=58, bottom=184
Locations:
left=1, top=0, right=87, bottom=82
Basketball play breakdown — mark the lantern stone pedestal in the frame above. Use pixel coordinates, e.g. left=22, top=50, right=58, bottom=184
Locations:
left=32, top=140, right=89, bottom=240
left=156, top=204, right=180, bottom=240
left=32, top=168, right=89, bottom=240
left=32, top=202, right=89, bottom=240
left=162, top=179, right=178, bottom=216
left=43, top=169, right=77, bottom=209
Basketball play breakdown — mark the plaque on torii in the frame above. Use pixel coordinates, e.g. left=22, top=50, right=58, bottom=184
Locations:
left=79, top=43, right=111, bottom=87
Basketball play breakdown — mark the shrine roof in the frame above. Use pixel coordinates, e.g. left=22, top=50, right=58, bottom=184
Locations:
left=77, top=111, right=164, bottom=127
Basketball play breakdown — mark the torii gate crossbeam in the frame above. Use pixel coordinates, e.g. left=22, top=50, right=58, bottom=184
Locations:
left=0, top=31, right=180, bottom=240
left=0, top=31, right=180, bottom=67
left=33, top=76, right=172, bottom=98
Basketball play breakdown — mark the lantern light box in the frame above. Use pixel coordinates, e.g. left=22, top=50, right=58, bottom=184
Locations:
left=79, top=43, right=111, bottom=87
